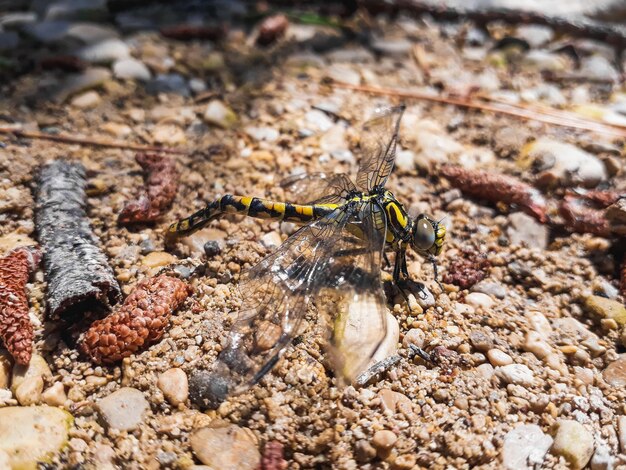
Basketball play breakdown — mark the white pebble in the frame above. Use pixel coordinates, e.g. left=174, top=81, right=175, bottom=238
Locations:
left=495, top=364, right=535, bottom=387
left=524, top=331, right=552, bottom=359
left=157, top=368, right=188, bottom=406
left=42, top=382, right=67, bottom=407
left=487, top=349, right=513, bottom=367
left=464, top=292, right=494, bottom=309
left=501, top=424, right=552, bottom=470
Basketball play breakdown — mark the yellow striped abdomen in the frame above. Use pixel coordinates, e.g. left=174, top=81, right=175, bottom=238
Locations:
left=167, top=195, right=338, bottom=237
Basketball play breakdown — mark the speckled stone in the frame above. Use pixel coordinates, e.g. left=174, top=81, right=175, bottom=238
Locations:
left=97, top=387, right=149, bottom=431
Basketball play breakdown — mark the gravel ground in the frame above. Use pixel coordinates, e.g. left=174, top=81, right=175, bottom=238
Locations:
left=0, top=2, right=626, bottom=469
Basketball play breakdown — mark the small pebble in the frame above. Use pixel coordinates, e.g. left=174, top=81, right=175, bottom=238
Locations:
left=157, top=368, right=188, bottom=406
left=402, top=328, right=425, bottom=349
left=371, top=430, right=397, bottom=453
left=141, top=251, right=176, bottom=269
left=70, top=90, right=101, bottom=109
left=42, top=382, right=67, bottom=407
left=97, top=387, right=149, bottom=431
left=618, top=416, right=626, bottom=453
left=551, top=419, right=594, bottom=470
left=487, top=349, right=513, bottom=366
left=203, top=100, right=237, bottom=129
left=190, top=424, right=260, bottom=470
left=464, top=292, right=494, bottom=309
left=501, top=424, right=552, bottom=470
left=469, top=331, right=493, bottom=352
left=355, top=439, right=376, bottom=463
left=495, top=364, right=535, bottom=387
left=602, top=355, right=626, bottom=387
left=584, top=296, right=626, bottom=326
left=15, top=376, right=43, bottom=406
left=524, top=331, right=552, bottom=359
left=0, top=350, right=11, bottom=389
left=11, top=354, right=52, bottom=394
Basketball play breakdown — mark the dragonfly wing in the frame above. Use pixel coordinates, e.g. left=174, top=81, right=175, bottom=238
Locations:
left=280, top=172, right=357, bottom=205
left=316, top=200, right=389, bottom=385
left=211, top=206, right=351, bottom=396
left=355, top=106, right=405, bottom=192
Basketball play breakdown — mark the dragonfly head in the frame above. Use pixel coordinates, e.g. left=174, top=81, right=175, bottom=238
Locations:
left=411, top=214, right=445, bottom=256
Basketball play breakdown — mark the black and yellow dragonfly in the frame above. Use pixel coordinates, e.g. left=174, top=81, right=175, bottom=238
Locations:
left=168, top=106, right=445, bottom=407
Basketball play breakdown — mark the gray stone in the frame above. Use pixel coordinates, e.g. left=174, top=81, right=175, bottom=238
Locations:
left=113, top=58, right=151, bottom=81
left=188, top=78, right=207, bottom=94
left=507, top=212, right=548, bottom=249
left=23, top=21, right=71, bottom=43
left=147, top=73, right=190, bottom=97
left=580, top=55, right=619, bottom=83
left=97, top=387, right=149, bottom=431
left=472, top=280, right=507, bottom=299
left=502, top=424, right=553, bottom=470
left=66, top=22, right=118, bottom=44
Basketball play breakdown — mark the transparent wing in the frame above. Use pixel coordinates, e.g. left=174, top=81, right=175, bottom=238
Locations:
left=210, top=206, right=352, bottom=396
left=316, top=200, right=389, bottom=384
left=355, top=106, right=405, bottom=192
left=280, top=172, right=357, bottom=205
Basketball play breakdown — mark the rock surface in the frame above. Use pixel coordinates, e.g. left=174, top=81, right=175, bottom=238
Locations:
left=0, top=406, right=72, bottom=470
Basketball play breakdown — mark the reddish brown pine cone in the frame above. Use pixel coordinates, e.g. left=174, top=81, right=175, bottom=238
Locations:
left=80, top=275, right=192, bottom=364
left=0, top=246, right=41, bottom=365
left=118, top=153, right=179, bottom=224
left=440, top=165, right=548, bottom=223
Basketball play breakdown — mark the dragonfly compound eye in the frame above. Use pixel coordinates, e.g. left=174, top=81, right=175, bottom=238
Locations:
left=413, top=216, right=436, bottom=251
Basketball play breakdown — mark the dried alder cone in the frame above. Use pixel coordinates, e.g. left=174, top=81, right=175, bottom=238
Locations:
left=80, top=275, right=192, bottom=364
left=440, top=164, right=548, bottom=223
left=0, top=247, right=40, bottom=365
left=119, top=153, right=179, bottom=224
left=258, top=441, right=288, bottom=470
left=443, top=249, right=490, bottom=289
left=559, top=195, right=612, bottom=237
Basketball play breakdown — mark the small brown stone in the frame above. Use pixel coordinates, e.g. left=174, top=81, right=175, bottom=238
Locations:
left=603, top=355, right=626, bottom=388
left=371, top=430, right=397, bottom=455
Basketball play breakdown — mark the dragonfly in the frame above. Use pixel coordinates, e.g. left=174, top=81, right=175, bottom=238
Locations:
left=167, top=106, right=446, bottom=408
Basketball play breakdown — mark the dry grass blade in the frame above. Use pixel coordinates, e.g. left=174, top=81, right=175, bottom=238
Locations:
left=331, top=81, right=626, bottom=138
left=0, top=127, right=188, bottom=155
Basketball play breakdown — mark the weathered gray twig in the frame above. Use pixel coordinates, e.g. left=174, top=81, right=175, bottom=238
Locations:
left=35, top=161, right=121, bottom=318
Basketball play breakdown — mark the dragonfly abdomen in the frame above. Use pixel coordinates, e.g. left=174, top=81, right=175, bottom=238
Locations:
left=168, top=194, right=337, bottom=236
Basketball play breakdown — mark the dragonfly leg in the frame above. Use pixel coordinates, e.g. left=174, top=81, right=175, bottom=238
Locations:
left=383, top=251, right=391, bottom=268
left=429, top=254, right=444, bottom=291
